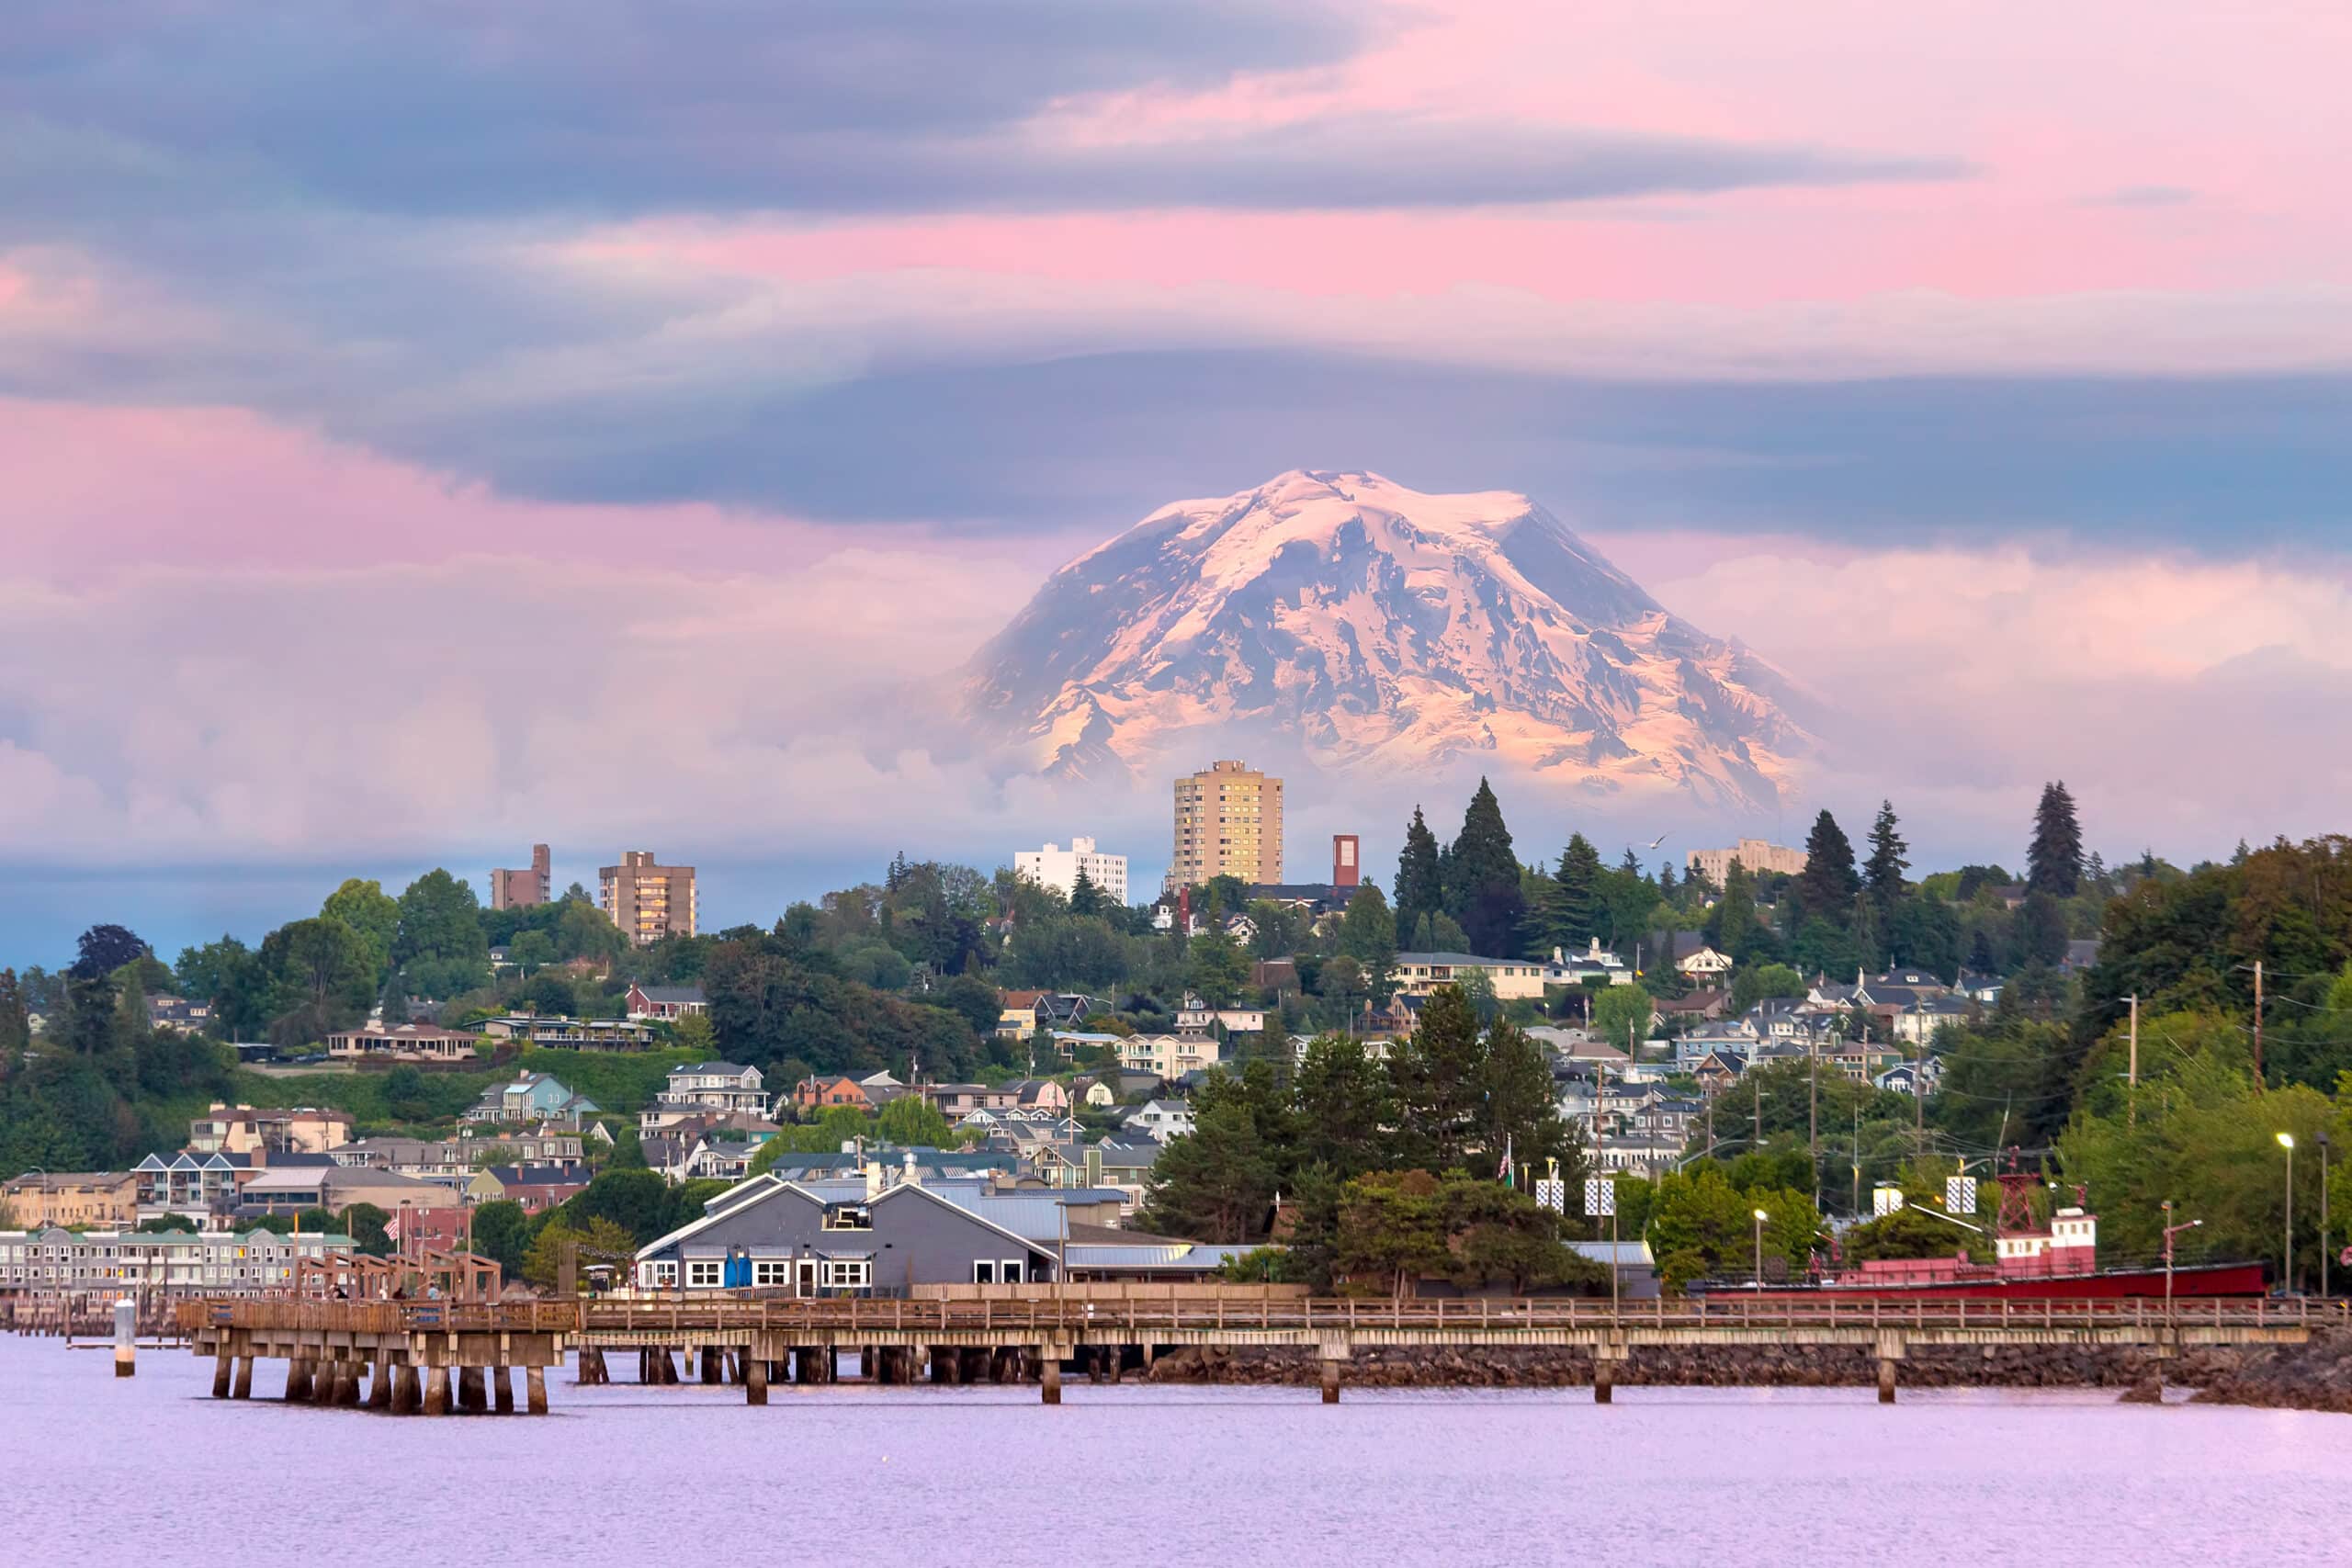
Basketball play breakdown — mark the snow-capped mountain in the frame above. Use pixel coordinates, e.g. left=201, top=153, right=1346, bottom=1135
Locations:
left=962, top=469, right=1808, bottom=809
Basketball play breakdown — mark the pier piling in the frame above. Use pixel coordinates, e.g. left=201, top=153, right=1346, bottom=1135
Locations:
left=494, top=1365, right=515, bottom=1414
left=233, top=1356, right=254, bottom=1399
left=1041, top=1357, right=1061, bottom=1405
left=526, top=1366, right=548, bottom=1415
left=424, top=1366, right=450, bottom=1416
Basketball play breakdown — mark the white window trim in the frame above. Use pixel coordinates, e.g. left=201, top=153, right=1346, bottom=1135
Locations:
left=684, top=1258, right=722, bottom=1289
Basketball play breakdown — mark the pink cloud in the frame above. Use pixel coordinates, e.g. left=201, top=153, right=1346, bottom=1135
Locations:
left=0, top=399, right=990, bottom=582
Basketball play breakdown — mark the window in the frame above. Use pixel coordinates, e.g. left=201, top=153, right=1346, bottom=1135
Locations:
left=752, top=1259, right=792, bottom=1287
left=820, top=1259, right=872, bottom=1289
left=973, top=1261, right=995, bottom=1284
left=643, top=1259, right=678, bottom=1288
left=684, top=1259, right=724, bottom=1289
left=1001, top=1260, right=1023, bottom=1284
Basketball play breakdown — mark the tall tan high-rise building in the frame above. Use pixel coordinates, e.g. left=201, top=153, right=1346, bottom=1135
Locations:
left=1170, top=760, right=1283, bottom=889
left=600, top=851, right=698, bottom=946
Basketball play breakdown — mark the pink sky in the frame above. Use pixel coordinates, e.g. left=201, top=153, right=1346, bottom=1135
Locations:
left=5, top=0, right=2350, bottom=941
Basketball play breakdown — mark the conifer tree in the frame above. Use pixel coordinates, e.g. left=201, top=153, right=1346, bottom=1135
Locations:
left=1795, top=810, right=1861, bottom=928
left=1863, top=799, right=1909, bottom=919
left=1446, top=779, right=1524, bottom=959
left=1394, top=806, right=1445, bottom=945
left=1536, top=834, right=1604, bottom=955
left=2028, top=782, right=2084, bottom=897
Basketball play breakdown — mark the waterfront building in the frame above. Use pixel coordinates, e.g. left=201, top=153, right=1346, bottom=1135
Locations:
left=1013, top=836, right=1129, bottom=905
left=600, top=850, right=698, bottom=945
left=0, top=1171, right=139, bottom=1229
left=490, top=842, right=552, bottom=909
left=1170, top=759, right=1283, bottom=888
left=0, top=1225, right=354, bottom=1294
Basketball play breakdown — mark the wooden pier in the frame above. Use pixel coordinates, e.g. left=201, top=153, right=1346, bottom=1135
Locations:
left=175, top=1293, right=2334, bottom=1412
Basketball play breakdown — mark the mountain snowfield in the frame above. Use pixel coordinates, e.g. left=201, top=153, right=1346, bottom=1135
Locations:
left=962, top=469, right=1809, bottom=810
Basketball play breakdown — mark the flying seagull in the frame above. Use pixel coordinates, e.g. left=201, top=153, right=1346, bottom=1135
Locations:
left=1643, top=832, right=1671, bottom=850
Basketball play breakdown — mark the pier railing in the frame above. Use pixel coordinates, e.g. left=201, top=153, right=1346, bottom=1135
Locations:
left=175, top=1293, right=2348, bottom=1338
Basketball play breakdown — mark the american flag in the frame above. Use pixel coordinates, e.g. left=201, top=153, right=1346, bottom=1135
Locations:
left=383, top=1212, right=401, bottom=1242
left=1496, top=1134, right=1513, bottom=1186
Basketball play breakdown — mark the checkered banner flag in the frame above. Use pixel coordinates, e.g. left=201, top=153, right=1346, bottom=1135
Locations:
left=1584, top=1177, right=1616, bottom=1217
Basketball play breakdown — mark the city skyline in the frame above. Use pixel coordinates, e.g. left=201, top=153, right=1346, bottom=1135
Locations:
left=6, top=3, right=2349, bottom=960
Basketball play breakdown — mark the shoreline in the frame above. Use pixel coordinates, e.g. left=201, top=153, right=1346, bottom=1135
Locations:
left=1141, top=1333, right=2352, bottom=1412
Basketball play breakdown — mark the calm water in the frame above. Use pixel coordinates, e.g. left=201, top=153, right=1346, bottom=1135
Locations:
left=12, top=1336, right=2352, bottom=1566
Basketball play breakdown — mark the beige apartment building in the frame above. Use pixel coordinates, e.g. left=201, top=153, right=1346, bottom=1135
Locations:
left=1170, top=760, right=1283, bottom=888
left=601, top=850, right=698, bottom=945
left=1686, top=838, right=1809, bottom=887
left=1, top=1172, right=139, bottom=1229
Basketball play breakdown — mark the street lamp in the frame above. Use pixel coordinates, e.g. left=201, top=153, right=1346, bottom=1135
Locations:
left=1752, top=1208, right=1770, bottom=1287
left=2320, top=1132, right=2333, bottom=1301
left=2159, top=1201, right=2201, bottom=1314
left=2277, top=1133, right=2296, bottom=1294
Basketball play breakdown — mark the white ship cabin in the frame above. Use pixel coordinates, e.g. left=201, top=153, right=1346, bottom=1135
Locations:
left=1996, top=1206, right=2098, bottom=1270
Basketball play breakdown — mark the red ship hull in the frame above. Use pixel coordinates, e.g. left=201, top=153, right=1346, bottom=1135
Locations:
left=1726, top=1260, right=2270, bottom=1301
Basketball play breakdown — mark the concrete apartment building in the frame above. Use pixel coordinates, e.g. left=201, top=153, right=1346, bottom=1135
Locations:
left=1013, top=836, right=1129, bottom=905
left=1170, top=760, right=1283, bottom=889
left=490, top=842, right=552, bottom=909
left=1686, top=838, right=1809, bottom=887
left=601, top=850, right=698, bottom=945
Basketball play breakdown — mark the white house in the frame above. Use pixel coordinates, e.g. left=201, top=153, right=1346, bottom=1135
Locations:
left=1676, top=943, right=1734, bottom=981
left=1545, top=939, right=1635, bottom=987
left=1126, top=1100, right=1196, bottom=1142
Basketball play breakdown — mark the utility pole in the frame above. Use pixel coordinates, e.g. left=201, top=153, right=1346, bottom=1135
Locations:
left=1914, top=1032, right=1926, bottom=1156
left=1851, top=1105, right=1861, bottom=1215
left=1808, top=1033, right=1819, bottom=1199
left=2127, top=993, right=2140, bottom=1127
left=1753, top=1059, right=1763, bottom=1155
left=2253, top=961, right=2266, bottom=1089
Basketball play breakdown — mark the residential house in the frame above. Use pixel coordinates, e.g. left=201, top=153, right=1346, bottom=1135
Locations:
left=468, top=1163, right=594, bottom=1213
left=1673, top=935, right=1734, bottom=981
left=1009, top=1079, right=1071, bottom=1114
left=653, top=1063, right=770, bottom=1120
left=133, top=1151, right=254, bottom=1217
left=624, top=983, right=708, bottom=1021
left=1117, top=1033, right=1221, bottom=1082
left=1691, top=1050, right=1749, bottom=1097
left=237, top=1166, right=459, bottom=1218
left=1084, top=1137, right=1162, bottom=1209
left=477, top=1013, right=655, bottom=1050
left=1125, top=1099, right=1195, bottom=1142
left=1391, top=952, right=1550, bottom=1001
left=1, top=1172, right=139, bottom=1229
left=325, top=1021, right=483, bottom=1062
left=632, top=1169, right=1062, bottom=1292
left=1175, top=1002, right=1268, bottom=1034
left=997, top=990, right=1048, bottom=1039
left=456, top=1124, right=586, bottom=1166
left=2062, top=940, right=2104, bottom=975
left=927, top=1083, right=1019, bottom=1118
left=145, top=994, right=212, bottom=1034
left=1545, top=939, right=1636, bottom=987
left=1892, top=995, right=1975, bottom=1045
left=1077, top=1078, right=1117, bottom=1109
left=1653, top=989, right=1729, bottom=1025
left=464, top=1072, right=601, bottom=1125
left=793, top=1075, right=870, bottom=1111
left=1876, top=1058, right=1944, bottom=1097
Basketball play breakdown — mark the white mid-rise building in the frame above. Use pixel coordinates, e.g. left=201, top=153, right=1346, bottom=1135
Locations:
left=1014, top=837, right=1129, bottom=905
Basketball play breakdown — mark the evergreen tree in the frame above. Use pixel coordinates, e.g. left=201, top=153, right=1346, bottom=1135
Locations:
left=1619, top=847, right=1644, bottom=878
left=1703, top=859, right=1761, bottom=961
left=1863, top=799, right=1909, bottom=917
left=1445, top=778, right=1523, bottom=959
left=1794, top=810, right=1861, bottom=929
left=1393, top=807, right=1445, bottom=945
left=1657, top=863, right=1679, bottom=902
left=1533, top=834, right=1604, bottom=956
left=2028, top=782, right=2084, bottom=897
left=1337, top=886, right=1398, bottom=1003
left=1967, top=928, right=1998, bottom=976
left=1389, top=984, right=1487, bottom=1171
left=1068, top=866, right=1103, bottom=918
left=378, top=968, right=409, bottom=1026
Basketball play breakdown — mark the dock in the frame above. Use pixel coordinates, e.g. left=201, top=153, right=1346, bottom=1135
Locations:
left=174, top=1293, right=2333, bottom=1410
